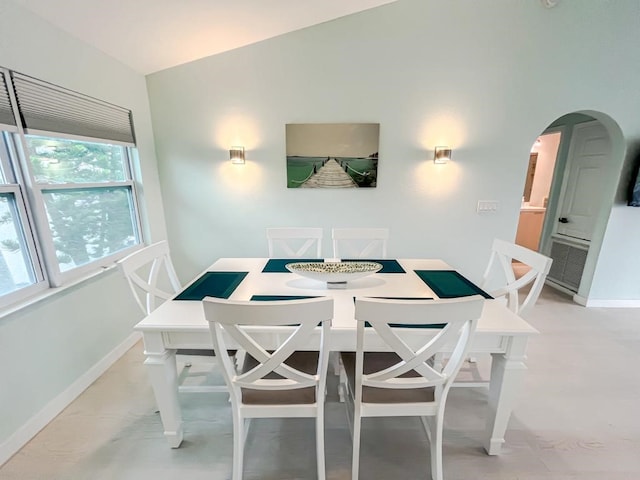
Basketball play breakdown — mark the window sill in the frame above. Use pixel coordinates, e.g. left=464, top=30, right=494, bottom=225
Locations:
left=0, top=264, right=118, bottom=320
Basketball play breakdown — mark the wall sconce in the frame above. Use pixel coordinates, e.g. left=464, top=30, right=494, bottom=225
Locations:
left=230, top=146, right=245, bottom=164
left=434, top=146, right=452, bottom=164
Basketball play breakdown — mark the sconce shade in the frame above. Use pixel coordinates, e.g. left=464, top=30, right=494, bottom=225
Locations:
left=230, top=146, right=245, bottom=164
left=434, top=146, right=451, bottom=164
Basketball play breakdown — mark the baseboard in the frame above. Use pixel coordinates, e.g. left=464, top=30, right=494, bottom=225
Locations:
left=571, top=292, right=640, bottom=308
left=546, top=280, right=640, bottom=308
left=0, top=331, right=141, bottom=466
left=572, top=294, right=587, bottom=306
left=582, top=298, right=640, bottom=308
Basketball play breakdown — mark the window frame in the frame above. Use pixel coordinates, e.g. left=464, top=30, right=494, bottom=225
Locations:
left=0, top=66, right=144, bottom=307
left=0, top=134, right=48, bottom=306
left=15, top=131, right=144, bottom=287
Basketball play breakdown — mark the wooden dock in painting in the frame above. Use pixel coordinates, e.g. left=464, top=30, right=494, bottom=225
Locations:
left=300, top=159, right=357, bottom=188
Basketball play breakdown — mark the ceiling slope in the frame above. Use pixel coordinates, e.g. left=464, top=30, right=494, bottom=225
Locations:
left=8, top=0, right=399, bottom=74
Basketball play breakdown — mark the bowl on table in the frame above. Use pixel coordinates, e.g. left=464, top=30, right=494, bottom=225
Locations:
left=285, top=261, right=382, bottom=288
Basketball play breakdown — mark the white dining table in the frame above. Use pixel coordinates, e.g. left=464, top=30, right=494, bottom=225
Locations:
left=135, top=257, right=538, bottom=455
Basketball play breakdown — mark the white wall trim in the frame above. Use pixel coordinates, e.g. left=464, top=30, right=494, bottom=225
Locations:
left=546, top=282, right=640, bottom=308
left=0, top=331, right=141, bottom=467
left=574, top=293, right=640, bottom=308
left=582, top=298, right=640, bottom=308
left=573, top=294, right=587, bottom=306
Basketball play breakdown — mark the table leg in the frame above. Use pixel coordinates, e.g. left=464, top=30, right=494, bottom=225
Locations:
left=484, top=336, right=528, bottom=455
left=142, top=332, right=183, bottom=448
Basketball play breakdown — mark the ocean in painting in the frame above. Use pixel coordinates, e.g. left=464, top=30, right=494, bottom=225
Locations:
left=287, top=155, right=378, bottom=188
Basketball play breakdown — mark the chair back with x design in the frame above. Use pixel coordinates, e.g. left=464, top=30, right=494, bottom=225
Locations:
left=343, top=295, right=484, bottom=480
left=354, top=296, right=483, bottom=395
left=481, top=238, right=552, bottom=318
left=118, top=240, right=181, bottom=315
left=267, top=227, right=323, bottom=258
left=331, top=227, right=388, bottom=259
left=203, top=296, right=334, bottom=480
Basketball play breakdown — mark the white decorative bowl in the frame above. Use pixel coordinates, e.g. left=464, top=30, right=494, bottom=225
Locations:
left=286, top=261, right=382, bottom=288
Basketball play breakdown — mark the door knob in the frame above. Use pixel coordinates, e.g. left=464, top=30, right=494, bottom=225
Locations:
left=558, top=217, right=569, bottom=223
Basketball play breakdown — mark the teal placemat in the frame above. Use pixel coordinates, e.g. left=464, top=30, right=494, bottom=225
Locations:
left=360, top=297, right=442, bottom=329
left=414, top=270, right=492, bottom=299
left=262, top=259, right=319, bottom=273
left=373, top=296, right=433, bottom=301
left=250, top=295, right=320, bottom=301
left=250, top=295, right=323, bottom=326
left=175, top=271, right=248, bottom=301
left=342, top=259, right=405, bottom=273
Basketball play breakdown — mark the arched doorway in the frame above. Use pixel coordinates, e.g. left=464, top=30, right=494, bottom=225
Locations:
left=517, top=111, right=626, bottom=304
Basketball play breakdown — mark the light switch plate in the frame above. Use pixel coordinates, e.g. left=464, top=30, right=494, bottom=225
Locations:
left=477, top=200, right=500, bottom=213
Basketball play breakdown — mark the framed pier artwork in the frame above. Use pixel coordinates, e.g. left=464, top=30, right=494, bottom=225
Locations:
left=285, top=123, right=379, bottom=188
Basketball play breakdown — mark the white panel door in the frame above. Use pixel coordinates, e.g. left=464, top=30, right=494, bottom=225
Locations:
left=556, top=121, right=611, bottom=241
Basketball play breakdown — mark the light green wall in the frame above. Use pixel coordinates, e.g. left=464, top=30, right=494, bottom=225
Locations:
left=3, top=0, right=640, bottom=457
left=0, top=271, right=139, bottom=442
left=0, top=2, right=167, bottom=449
left=147, top=0, right=640, bottom=299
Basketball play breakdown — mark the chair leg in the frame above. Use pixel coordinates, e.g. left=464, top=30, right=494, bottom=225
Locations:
left=331, top=351, right=341, bottom=376
left=338, top=359, right=347, bottom=403
left=316, top=408, right=326, bottom=480
left=351, top=410, right=362, bottom=480
left=232, top=411, right=244, bottom=480
left=429, top=413, right=444, bottom=480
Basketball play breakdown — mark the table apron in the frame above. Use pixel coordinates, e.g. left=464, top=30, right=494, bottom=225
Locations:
left=157, top=330, right=512, bottom=354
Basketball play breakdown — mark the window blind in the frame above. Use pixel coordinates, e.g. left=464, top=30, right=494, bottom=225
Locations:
left=11, top=72, right=135, bottom=145
left=0, top=71, right=17, bottom=132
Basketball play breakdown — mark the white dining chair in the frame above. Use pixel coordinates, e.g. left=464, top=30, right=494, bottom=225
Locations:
left=340, top=295, right=484, bottom=480
left=480, top=238, right=553, bottom=318
left=203, top=297, right=333, bottom=480
left=117, top=240, right=229, bottom=394
left=331, top=227, right=388, bottom=259
left=452, top=238, right=553, bottom=387
left=266, top=227, right=323, bottom=258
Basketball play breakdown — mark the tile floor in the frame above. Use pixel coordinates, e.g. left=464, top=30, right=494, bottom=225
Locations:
left=2, top=286, right=640, bottom=480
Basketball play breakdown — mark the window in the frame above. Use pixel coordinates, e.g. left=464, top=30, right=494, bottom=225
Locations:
left=0, top=134, right=46, bottom=304
left=23, top=135, right=141, bottom=284
left=0, top=67, right=142, bottom=305
left=0, top=193, right=39, bottom=295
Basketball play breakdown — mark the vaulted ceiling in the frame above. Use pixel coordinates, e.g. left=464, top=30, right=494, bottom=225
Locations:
left=8, top=0, right=399, bottom=75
